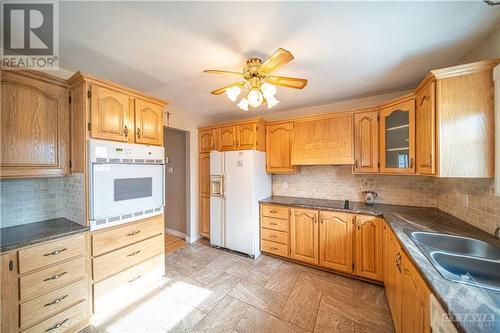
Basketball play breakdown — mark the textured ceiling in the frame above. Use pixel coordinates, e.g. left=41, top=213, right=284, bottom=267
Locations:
left=59, top=1, right=500, bottom=121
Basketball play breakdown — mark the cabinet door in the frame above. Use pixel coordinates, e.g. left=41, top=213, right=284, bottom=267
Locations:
left=236, top=123, right=256, bottom=150
left=199, top=129, right=216, bottom=153
left=354, top=215, right=383, bottom=281
left=416, top=82, right=435, bottom=175
left=1, top=252, right=18, bottom=333
left=384, top=225, right=402, bottom=332
left=200, top=195, right=210, bottom=237
left=319, top=211, right=354, bottom=273
left=401, top=254, right=430, bottom=333
left=199, top=153, right=210, bottom=196
left=219, top=126, right=236, bottom=151
left=354, top=111, right=379, bottom=173
left=135, top=98, right=163, bottom=146
left=290, top=208, right=319, bottom=265
left=91, top=85, right=131, bottom=142
left=1, top=71, right=70, bottom=178
left=266, top=122, right=297, bottom=174
left=292, top=115, right=353, bottom=165
left=380, top=99, right=415, bottom=174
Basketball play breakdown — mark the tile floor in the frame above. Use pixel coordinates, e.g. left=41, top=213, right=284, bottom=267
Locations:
left=86, top=239, right=394, bottom=333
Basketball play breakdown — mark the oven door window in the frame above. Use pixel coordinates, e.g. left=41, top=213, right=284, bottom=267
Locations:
left=114, top=177, right=152, bottom=201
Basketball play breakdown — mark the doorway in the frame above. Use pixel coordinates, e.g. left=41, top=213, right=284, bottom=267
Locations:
left=164, top=127, right=190, bottom=253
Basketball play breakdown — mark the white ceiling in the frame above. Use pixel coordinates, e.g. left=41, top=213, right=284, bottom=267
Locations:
left=59, top=1, right=500, bottom=121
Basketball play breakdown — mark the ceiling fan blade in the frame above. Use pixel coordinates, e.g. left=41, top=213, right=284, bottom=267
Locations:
left=267, top=76, right=308, bottom=89
left=210, top=82, right=245, bottom=95
left=258, top=48, right=294, bottom=75
left=203, top=70, right=243, bottom=76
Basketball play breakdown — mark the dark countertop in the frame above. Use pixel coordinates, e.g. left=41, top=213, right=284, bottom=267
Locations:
left=261, top=196, right=500, bottom=333
left=1, top=218, right=89, bottom=252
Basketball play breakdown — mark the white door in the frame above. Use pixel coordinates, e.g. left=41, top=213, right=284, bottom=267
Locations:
left=224, top=150, right=255, bottom=255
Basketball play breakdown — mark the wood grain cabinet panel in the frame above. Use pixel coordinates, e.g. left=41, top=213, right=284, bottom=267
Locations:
left=380, top=99, right=415, bottom=174
left=200, top=195, right=210, bottom=238
left=266, top=122, right=297, bottom=174
left=292, top=115, right=353, bottom=165
left=199, top=152, right=211, bottom=238
left=199, top=153, right=211, bottom=196
left=219, top=126, right=236, bottom=151
left=236, top=123, right=256, bottom=150
left=354, top=215, right=383, bottom=281
left=416, top=82, right=436, bottom=175
left=1, top=71, right=70, bottom=178
left=319, top=211, right=354, bottom=273
left=91, top=84, right=131, bottom=142
left=1, top=252, right=18, bottom=333
left=290, top=208, right=319, bottom=265
left=354, top=111, right=379, bottom=173
left=384, top=224, right=402, bottom=333
left=134, top=98, right=163, bottom=146
left=199, top=128, right=217, bottom=152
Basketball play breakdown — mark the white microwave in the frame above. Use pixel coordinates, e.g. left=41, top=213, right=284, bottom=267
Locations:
left=88, top=139, right=165, bottom=230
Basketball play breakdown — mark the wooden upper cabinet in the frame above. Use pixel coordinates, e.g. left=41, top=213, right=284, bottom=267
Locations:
left=416, top=82, right=436, bottom=175
left=219, top=125, right=236, bottom=151
left=199, top=128, right=216, bottom=153
left=354, top=215, right=383, bottom=281
left=91, top=84, right=131, bottom=142
left=319, top=211, right=353, bottom=273
left=135, top=98, right=163, bottom=146
left=290, top=208, right=319, bottom=265
left=266, top=122, right=297, bottom=174
left=1, top=70, right=70, bottom=178
left=236, top=123, right=256, bottom=150
left=199, top=153, right=210, bottom=196
left=380, top=98, right=415, bottom=174
left=353, top=110, right=379, bottom=173
left=291, top=115, right=353, bottom=165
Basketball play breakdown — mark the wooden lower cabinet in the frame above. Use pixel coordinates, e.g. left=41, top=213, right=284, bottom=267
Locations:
left=319, top=211, right=353, bottom=273
left=354, top=215, right=383, bottom=281
left=1, top=253, right=17, bottom=333
left=260, top=204, right=290, bottom=258
left=384, top=224, right=402, bottom=332
left=200, top=195, right=210, bottom=238
left=290, top=208, right=319, bottom=265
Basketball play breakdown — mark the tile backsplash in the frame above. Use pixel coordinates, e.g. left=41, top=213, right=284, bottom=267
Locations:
left=0, top=173, right=85, bottom=228
left=272, top=165, right=500, bottom=235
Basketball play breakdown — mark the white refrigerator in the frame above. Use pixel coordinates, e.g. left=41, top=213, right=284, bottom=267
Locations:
left=209, top=150, right=271, bottom=257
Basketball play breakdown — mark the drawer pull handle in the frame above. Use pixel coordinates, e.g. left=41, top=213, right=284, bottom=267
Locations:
left=128, top=275, right=142, bottom=283
left=44, top=295, right=68, bottom=307
left=270, top=222, right=278, bottom=226
left=45, top=318, right=69, bottom=332
left=269, top=210, right=278, bottom=213
left=127, top=250, right=141, bottom=257
left=271, top=247, right=278, bottom=251
left=43, top=272, right=67, bottom=282
left=270, top=235, right=277, bottom=238
left=127, top=230, right=141, bottom=236
left=43, top=248, right=67, bottom=256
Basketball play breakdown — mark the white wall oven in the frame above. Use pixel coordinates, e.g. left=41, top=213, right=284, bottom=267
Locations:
left=89, top=139, right=165, bottom=230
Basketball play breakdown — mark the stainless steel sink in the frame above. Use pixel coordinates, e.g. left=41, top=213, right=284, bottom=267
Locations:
left=431, top=251, right=500, bottom=291
left=411, top=231, right=500, bottom=260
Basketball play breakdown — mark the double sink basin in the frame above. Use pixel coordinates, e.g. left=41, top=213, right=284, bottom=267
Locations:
left=408, top=231, right=500, bottom=291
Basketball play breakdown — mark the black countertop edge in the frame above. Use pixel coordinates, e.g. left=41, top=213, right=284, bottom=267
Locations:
left=1, top=218, right=89, bottom=252
left=260, top=196, right=500, bottom=333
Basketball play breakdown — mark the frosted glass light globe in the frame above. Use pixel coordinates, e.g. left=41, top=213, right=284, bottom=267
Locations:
left=267, top=96, right=280, bottom=109
left=225, top=86, right=241, bottom=102
left=237, top=98, right=249, bottom=111
left=247, top=89, right=263, bottom=107
left=261, top=83, right=277, bottom=99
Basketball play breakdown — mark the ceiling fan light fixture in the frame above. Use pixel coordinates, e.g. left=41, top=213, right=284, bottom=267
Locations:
left=247, top=88, right=263, bottom=107
left=261, top=83, right=277, bottom=99
left=237, top=98, right=249, bottom=111
left=225, top=86, right=241, bottom=102
left=267, top=96, right=280, bottom=109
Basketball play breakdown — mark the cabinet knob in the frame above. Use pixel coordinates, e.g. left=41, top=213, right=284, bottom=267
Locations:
left=124, top=125, right=129, bottom=137
left=354, top=160, right=360, bottom=168
left=409, top=158, right=414, bottom=168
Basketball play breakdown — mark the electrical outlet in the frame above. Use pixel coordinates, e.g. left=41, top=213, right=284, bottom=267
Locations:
left=283, top=182, right=288, bottom=189
left=463, top=194, right=469, bottom=208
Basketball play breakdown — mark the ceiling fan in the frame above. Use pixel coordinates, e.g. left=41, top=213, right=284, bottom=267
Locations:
left=204, top=48, right=308, bottom=111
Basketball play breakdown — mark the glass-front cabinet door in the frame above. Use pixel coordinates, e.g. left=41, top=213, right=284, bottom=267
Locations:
left=380, top=99, right=415, bottom=173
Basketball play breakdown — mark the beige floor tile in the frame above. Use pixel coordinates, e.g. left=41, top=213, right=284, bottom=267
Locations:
left=235, top=306, right=309, bottom=333
left=313, top=311, right=355, bottom=333
left=353, top=280, right=389, bottom=311
left=189, top=272, right=241, bottom=312
left=280, top=273, right=322, bottom=330
left=192, top=295, right=249, bottom=332
left=264, top=262, right=302, bottom=296
left=225, top=258, right=280, bottom=287
left=300, top=270, right=355, bottom=298
left=229, top=280, right=288, bottom=316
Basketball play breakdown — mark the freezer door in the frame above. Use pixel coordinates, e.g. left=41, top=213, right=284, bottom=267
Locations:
left=210, top=196, right=224, bottom=248
left=224, top=150, right=255, bottom=255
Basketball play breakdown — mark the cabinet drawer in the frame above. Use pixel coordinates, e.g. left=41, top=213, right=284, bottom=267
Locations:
left=261, top=216, right=288, bottom=232
left=261, top=228, right=288, bottom=245
left=261, top=205, right=289, bottom=219
left=21, top=299, right=88, bottom=333
left=18, top=234, right=86, bottom=274
left=93, top=234, right=163, bottom=282
left=20, top=257, right=86, bottom=301
left=261, top=240, right=288, bottom=258
left=94, top=254, right=164, bottom=314
left=20, top=278, right=87, bottom=329
left=92, top=215, right=163, bottom=256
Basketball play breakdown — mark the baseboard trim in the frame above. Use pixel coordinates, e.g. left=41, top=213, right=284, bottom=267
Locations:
left=165, top=228, right=186, bottom=239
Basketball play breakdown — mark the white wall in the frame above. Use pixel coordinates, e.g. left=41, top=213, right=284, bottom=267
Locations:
left=460, top=23, right=500, bottom=63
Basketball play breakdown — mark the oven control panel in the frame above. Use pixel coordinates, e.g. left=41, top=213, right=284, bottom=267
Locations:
left=89, top=139, right=164, bottom=163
